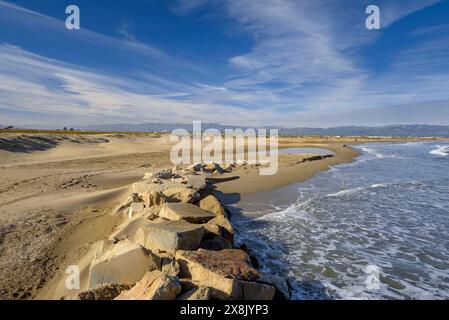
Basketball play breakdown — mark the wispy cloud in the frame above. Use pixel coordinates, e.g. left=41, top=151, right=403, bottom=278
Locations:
left=1, top=0, right=449, bottom=127
left=117, top=19, right=136, bottom=41
left=173, top=0, right=448, bottom=117
left=0, top=44, right=291, bottom=126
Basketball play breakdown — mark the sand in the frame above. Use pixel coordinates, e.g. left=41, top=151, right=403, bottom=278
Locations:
left=0, top=132, right=444, bottom=299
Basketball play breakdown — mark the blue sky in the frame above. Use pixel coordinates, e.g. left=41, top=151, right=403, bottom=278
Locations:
left=1, top=0, right=449, bottom=127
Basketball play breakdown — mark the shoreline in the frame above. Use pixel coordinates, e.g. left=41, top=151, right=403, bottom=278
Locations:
left=224, top=140, right=449, bottom=300
left=215, top=143, right=360, bottom=197
left=215, top=137, right=449, bottom=198
left=0, top=133, right=447, bottom=300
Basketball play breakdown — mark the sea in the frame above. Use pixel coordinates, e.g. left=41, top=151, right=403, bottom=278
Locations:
left=229, top=141, right=449, bottom=299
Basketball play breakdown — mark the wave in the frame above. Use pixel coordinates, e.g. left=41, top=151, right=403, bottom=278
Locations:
left=430, top=145, right=449, bottom=156
left=360, top=146, right=400, bottom=159
left=326, top=181, right=422, bottom=198
left=327, top=187, right=366, bottom=197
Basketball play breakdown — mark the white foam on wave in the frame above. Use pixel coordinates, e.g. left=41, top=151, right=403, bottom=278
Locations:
left=370, top=183, right=388, bottom=188
left=327, top=187, right=365, bottom=197
left=326, top=181, right=422, bottom=198
left=360, top=146, right=390, bottom=159
left=258, top=196, right=317, bottom=222
left=359, top=146, right=405, bottom=160
left=234, top=141, right=449, bottom=300
left=430, top=145, right=449, bottom=156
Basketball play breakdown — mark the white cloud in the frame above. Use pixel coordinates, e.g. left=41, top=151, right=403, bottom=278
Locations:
left=1, top=0, right=449, bottom=127
left=173, top=0, right=448, bottom=118
left=0, top=44, right=293, bottom=126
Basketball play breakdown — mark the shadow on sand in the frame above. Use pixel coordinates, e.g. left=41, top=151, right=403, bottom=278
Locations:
left=0, top=136, right=60, bottom=153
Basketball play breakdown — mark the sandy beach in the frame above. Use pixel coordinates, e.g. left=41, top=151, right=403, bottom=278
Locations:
left=0, top=132, right=445, bottom=300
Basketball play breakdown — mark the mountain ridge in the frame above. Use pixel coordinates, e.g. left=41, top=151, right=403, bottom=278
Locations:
left=75, top=123, right=449, bottom=137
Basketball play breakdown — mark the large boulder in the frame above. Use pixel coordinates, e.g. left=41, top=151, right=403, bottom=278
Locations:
left=132, top=180, right=163, bottom=195
left=128, top=202, right=145, bottom=219
left=154, top=170, right=173, bottom=180
left=203, top=163, right=225, bottom=174
left=115, top=271, right=181, bottom=300
left=177, top=286, right=212, bottom=300
left=163, top=188, right=200, bottom=204
left=206, top=215, right=234, bottom=242
left=241, top=281, right=275, bottom=300
left=183, top=175, right=207, bottom=190
left=187, top=163, right=203, bottom=172
left=70, top=284, right=131, bottom=300
left=108, top=217, right=150, bottom=243
left=258, top=272, right=291, bottom=300
left=159, top=203, right=215, bottom=223
left=199, top=236, right=232, bottom=251
left=135, top=220, right=204, bottom=254
left=175, top=249, right=259, bottom=300
left=200, top=195, right=226, bottom=217
left=161, top=257, right=181, bottom=277
left=142, top=172, right=154, bottom=180
left=147, top=191, right=166, bottom=207
left=203, top=222, right=222, bottom=238
left=88, top=240, right=160, bottom=288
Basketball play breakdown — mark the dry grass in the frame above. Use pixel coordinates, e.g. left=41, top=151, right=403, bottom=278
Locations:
left=0, top=129, right=162, bottom=136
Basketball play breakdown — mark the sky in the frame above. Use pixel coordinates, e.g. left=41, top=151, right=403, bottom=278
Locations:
left=1, top=0, right=449, bottom=128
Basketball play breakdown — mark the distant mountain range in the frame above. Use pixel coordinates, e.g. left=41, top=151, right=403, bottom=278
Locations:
left=74, top=123, right=449, bottom=137
left=3, top=122, right=449, bottom=137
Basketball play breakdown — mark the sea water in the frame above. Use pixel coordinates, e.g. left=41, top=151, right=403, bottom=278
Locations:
left=230, top=142, right=449, bottom=299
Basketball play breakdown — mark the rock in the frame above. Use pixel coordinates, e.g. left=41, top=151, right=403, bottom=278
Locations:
left=187, top=163, right=203, bottom=172
left=258, top=272, right=290, bottom=300
left=176, top=249, right=259, bottom=299
left=202, top=223, right=222, bottom=238
left=133, top=180, right=165, bottom=195
left=151, top=216, right=170, bottom=224
left=135, top=220, right=204, bottom=254
left=147, top=191, right=166, bottom=207
left=115, top=271, right=181, bottom=300
left=164, top=180, right=193, bottom=190
left=239, top=243, right=260, bottom=269
left=203, top=163, right=224, bottom=174
left=71, top=284, right=131, bottom=300
left=88, top=240, right=160, bottom=288
left=207, top=215, right=234, bottom=242
left=199, top=236, right=232, bottom=251
left=241, top=281, right=275, bottom=300
left=145, top=205, right=162, bottom=221
left=132, top=181, right=151, bottom=195
left=128, top=202, right=145, bottom=219
left=108, top=217, right=150, bottom=243
left=200, top=195, right=226, bottom=216
left=177, top=286, right=212, bottom=300
left=221, top=163, right=234, bottom=171
left=129, top=193, right=142, bottom=203
left=161, top=257, right=180, bottom=277
left=143, top=172, right=154, bottom=180
left=177, top=249, right=258, bottom=281
left=183, top=175, right=207, bottom=190
left=179, top=278, right=199, bottom=293
left=155, top=170, right=173, bottom=180
left=159, top=203, right=215, bottom=223
left=163, top=188, right=200, bottom=204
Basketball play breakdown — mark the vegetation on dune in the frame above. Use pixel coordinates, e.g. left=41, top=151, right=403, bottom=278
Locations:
left=0, top=128, right=162, bottom=136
